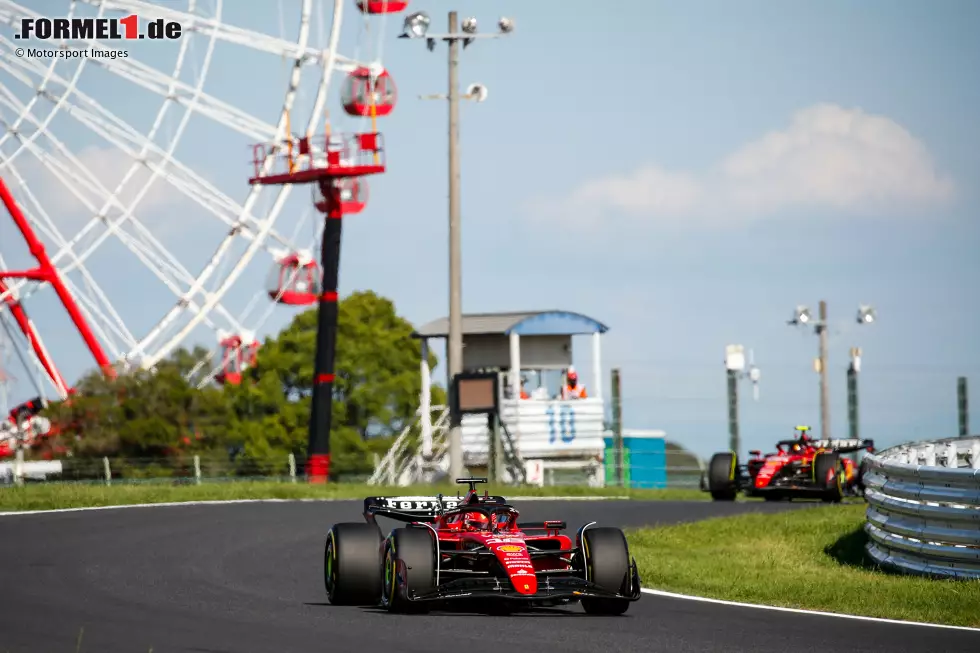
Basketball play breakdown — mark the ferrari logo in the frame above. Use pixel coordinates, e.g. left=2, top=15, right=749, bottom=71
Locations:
left=523, top=584, right=530, bottom=590
left=498, top=545, right=523, bottom=553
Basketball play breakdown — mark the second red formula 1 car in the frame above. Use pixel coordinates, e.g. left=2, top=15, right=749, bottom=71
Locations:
left=703, top=426, right=875, bottom=502
left=323, top=478, right=642, bottom=614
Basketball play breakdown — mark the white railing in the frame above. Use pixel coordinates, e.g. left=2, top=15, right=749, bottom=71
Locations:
left=461, top=398, right=606, bottom=463
left=862, top=435, right=980, bottom=579
left=367, top=406, right=449, bottom=486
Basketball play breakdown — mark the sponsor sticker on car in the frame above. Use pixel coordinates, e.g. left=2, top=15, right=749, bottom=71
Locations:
left=498, top=545, right=523, bottom=553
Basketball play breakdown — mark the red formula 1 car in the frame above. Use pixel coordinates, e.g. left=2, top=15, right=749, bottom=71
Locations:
left=323, top=478, right=641, bottom=614
left=703, top=426, right=875, bottom=503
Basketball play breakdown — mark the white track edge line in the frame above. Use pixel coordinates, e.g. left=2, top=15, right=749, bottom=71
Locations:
left=639, top=588, right=980, bottom=633
left=0, top=495, right=629, bottom=516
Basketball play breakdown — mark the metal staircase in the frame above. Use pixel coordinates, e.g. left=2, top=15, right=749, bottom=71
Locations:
left=368, top=407, right=527, bottom=486
left=496, top=418, right=528, bottom=484
left=368, top=406, right=450, bottom=485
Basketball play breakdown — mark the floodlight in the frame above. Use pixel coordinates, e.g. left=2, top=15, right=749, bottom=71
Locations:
left=793, top=305, right=811, bottom=325
left=462, top=17, right=478, bottom=34
left=402, top=11, right=430, bottom=38
left=857, top=305, right=876, bottom=324
left=498, top=16, right=514, bottom=33
left=465, top=83, right=488, bottom=102
left=725, top=344, right=745, bottom=372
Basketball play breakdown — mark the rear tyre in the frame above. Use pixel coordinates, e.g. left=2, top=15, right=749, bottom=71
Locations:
left=578, top=526, right=633, bottom=615
left=857, top=458, right=870, bottom=494
left=707, top=452, right=738, bottom=501
left=813, top=452, right=844, bottom=503
left=324, top=522, right=383, bottom=606
left=381, top=527, right=436, bottom=613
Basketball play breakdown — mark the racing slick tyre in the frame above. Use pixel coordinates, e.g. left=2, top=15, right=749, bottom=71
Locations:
left=813, top=452, right=844, bottom=503
left=707, top=452, right=739, bottom=501
left=324, top=522, right=383, bottom=606
left=857, top=458, right=870, bottom=494
left=578, top=527, right=633, bottom=615
left=381, top=527, right=436, bottom=614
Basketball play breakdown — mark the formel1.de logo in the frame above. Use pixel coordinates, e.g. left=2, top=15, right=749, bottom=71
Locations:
left=15, top=15, right=182, bottom=41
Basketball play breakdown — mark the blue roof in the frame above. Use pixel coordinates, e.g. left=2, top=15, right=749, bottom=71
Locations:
left=413, top=310, right=609, bottom=338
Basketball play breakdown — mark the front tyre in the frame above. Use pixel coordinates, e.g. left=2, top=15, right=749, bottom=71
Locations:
left=324, top=522, right=383, bottom=606
left=381, top=527, right=436, bottom=613
left=578, top=526, right=634, bottom=615
left=707, top=452, right=739, bottom=501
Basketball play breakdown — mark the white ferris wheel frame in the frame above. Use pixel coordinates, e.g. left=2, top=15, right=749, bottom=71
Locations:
left=0, top=0, right=386, bottom=396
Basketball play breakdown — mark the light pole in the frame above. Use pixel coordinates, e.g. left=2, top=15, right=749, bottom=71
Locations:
left=400, top=11, right=514, bottom=481
left=724, top=344, right=761, bottom=457
left=788, top=302, right=874, bottom=442
left=847, top=306, right=876, bottom=441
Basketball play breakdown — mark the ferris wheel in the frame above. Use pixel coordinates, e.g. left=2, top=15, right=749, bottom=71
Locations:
left=0, top=0, right=405, bottom=432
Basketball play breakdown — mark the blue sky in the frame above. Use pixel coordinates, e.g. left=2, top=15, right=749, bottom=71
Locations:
left=1, top=0, right=979, bottom=461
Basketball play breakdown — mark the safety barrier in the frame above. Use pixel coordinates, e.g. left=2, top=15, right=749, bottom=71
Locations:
left=861, top=436, right=980, bottom=579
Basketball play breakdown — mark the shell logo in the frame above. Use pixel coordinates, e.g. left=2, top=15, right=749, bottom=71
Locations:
left=498, top=545, right=523, bottom=553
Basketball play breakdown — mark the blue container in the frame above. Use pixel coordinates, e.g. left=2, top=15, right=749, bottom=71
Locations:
left=604, top=430, right=667, bottom=488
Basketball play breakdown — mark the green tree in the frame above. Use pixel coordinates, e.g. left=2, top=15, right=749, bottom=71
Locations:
left=236, top=290, right=444, bottom=475
left=37, top=347, right=237, bottom=469
left=31, top=293, right=438, bottom=480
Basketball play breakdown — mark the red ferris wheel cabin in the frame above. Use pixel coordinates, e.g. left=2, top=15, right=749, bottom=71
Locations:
left=356, top=0, right=409, bottom=15
left=215, top=334, right=259, bottom=386
left=341, top=67, right=397, bottom=118
left=268, top=252, right=320, bottom=306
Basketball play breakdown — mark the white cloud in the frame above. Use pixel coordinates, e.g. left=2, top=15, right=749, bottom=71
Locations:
left=529, top=104, right=954, bottom=225
left=6, top=145, right=183, bottom=228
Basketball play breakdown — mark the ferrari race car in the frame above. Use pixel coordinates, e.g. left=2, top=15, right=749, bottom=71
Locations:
left=703, top=426, right=875, bottom=502
left=323, top=478, right=642, bottom=614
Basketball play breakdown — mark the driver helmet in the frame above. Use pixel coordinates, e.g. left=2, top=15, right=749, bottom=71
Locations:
left=464, top=511, right=489, bottom=531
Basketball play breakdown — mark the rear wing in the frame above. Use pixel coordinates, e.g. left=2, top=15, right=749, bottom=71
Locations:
left=362, top=492, right=512, bottom=524
left=363, top=495, right=461, bottom=523
left=812, top=438, right=875, bottom=454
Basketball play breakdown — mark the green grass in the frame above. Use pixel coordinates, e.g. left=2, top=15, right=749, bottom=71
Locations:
left=627, top=504, right=980, bottom=628
left=0, top=481, right=708, bottom=511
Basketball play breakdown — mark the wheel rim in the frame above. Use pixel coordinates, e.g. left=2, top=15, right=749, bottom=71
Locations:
left=324, top=533, right=336, bottom=596
left=383, top=546, right=396, bottom=605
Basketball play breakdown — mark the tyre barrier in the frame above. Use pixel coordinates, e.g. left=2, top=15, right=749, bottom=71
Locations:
left=861, top=436, right=980, bottom=579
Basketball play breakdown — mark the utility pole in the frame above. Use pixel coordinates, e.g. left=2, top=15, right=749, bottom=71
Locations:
left=847, top=347, right=861, bottom=440
left=399, top=10, right=513, bottom=481
left=446, top=10, right=464, bottom=481
left=789, top=303, right=875, bottom=444
left=817, top=300, right=830, bottom=442
left=611, top=368, right=624, bottom=487
left=958, top=377, right=969, bottom=436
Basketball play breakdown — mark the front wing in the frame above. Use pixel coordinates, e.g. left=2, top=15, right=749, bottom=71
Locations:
left=745, top=479, right=860, bottom=498
left=745, top=484, right=830, bottom=497
left=398, top=559, right=643, bottom=604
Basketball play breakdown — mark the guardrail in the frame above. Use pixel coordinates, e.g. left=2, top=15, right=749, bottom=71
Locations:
left=861, top=435, right=980, bottom=579
left=0, top=454, right=373, bottom=486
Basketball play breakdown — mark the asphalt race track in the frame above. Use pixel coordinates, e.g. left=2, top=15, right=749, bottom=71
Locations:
left=1, top=499, right=978, bottom=652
